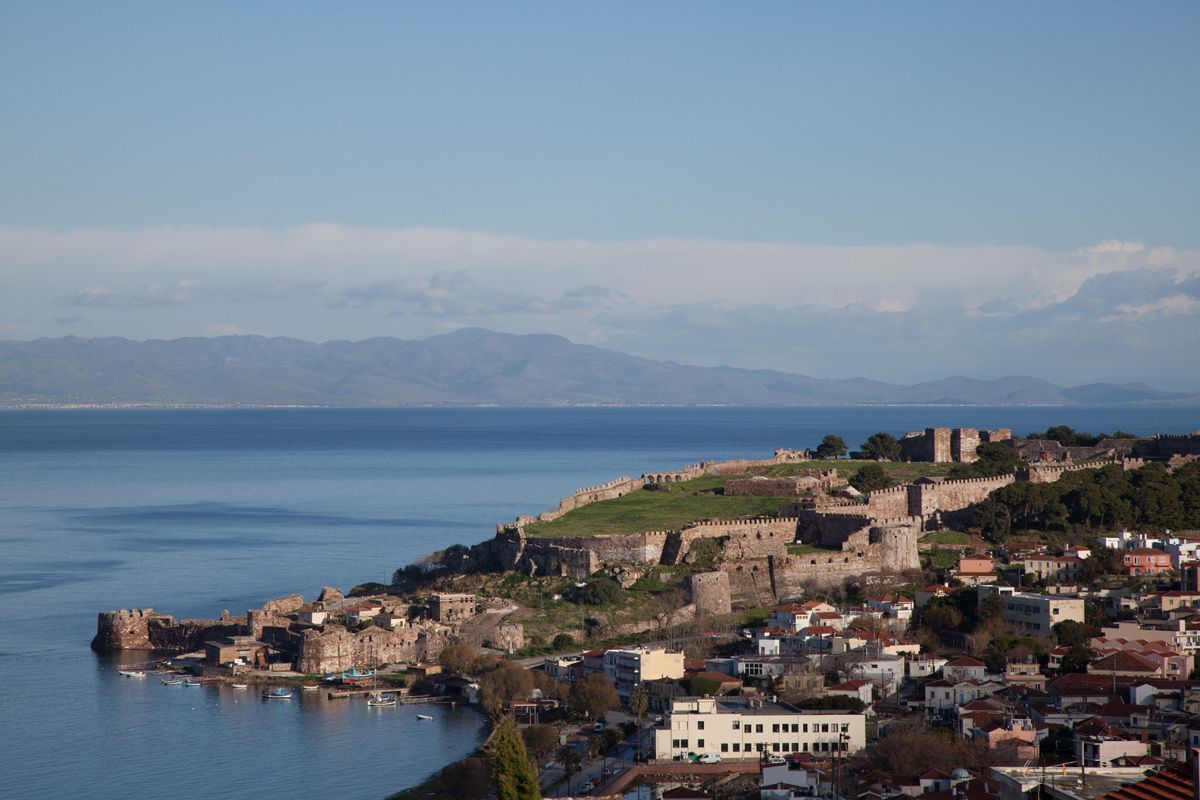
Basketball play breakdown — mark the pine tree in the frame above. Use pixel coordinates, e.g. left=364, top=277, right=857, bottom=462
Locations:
left=486, top=715, right=541, bottom=800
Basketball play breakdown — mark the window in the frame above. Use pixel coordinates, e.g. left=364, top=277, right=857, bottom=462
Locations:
left=697, top=739, right=704, bottom=748
left=773, top=743, right=781, bottom=752
left=772, top=724, right=780, bottom=733
left=732, top=720, right=740, bottom=730
left=756, top=724, right=763, bottom=733
left=841, top=724, right=849, bottom=732
left=802, top=742, right=809, bottom=751
left=803, top=724, right=808, bottom=733
left=821, top=724, right=829, bottom=733
left=733, top=743, right=741, bottom=752
left=792, top=724, right=799, bottom=733
left=756, top=743, right=764, bottom=752
left=697, top=721, right=705, bottom=730
left=721, top=743, right=728, bottom=752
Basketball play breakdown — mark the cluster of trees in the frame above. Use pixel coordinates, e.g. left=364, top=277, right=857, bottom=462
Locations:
left=947, top=442, right=1024, bottom=479
left=974, top=461, right=1200, bottom=541
left=814, top=431, right=902, bottom=461
left=1026, top=426, right=1137, bottom=447
left=438, top=641, right=620, bottom=721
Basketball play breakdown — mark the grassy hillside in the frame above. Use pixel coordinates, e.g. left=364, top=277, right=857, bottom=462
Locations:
left=523, top=461, right=952, bottom=539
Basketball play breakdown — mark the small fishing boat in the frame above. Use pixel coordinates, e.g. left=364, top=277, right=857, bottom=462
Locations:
left=301, top=684, right=320, bottom=692
left=416, top=714, right=434, bottom=720
left=118, top=669, right=147, bottom=678
left=263, top=687, right=294, bottom=700
left=340, top=667, right=375, bottom=681
left=231, top=683, right=249, bottom=690
left=367, top=692, right=397, bottom=707
left=183, top=679, right=202, bottom=687
left=160, top=676, right=183, bottom=685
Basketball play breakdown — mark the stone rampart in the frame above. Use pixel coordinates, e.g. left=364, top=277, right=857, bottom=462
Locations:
left=908, top=474, right=1016, bottom=517
left=91, top=608, right=245, bottom=652
left=1021, top=457, right=1144, bottom=484
left=865, top=485, right=909, bottom=517
left=1133, top=434, right=1200, bottom=459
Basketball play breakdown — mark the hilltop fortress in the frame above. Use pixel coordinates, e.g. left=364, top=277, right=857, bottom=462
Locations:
left=474, top=431, right=1199, bottom=602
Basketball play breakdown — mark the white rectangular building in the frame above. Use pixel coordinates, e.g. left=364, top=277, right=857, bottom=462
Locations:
left=655, top=696, right=866, bottom=761
left=1000, top=591, right=1085, bottom=635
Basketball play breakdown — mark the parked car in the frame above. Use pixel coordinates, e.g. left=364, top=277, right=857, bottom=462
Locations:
left=696, top=753, right=722, bottom=764
left=592, top=722, right=604, bottom=732
left=765, top=754, right=786, bottom=765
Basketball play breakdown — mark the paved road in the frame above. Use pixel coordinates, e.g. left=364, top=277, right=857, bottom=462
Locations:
left=539, top=725, right=655, bottom=796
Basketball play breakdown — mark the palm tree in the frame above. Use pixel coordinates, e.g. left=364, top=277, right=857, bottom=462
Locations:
left=558, top=746, right=581, bottom=794
left=628, top=685, right=649, bottom=763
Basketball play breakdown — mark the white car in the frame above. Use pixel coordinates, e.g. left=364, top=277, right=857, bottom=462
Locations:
left=696, top=753, right=722, bottom=764
left=765, top=754, right=786, bottom=765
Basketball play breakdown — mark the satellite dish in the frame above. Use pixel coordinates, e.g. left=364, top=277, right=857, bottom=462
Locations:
left=950, top=768, right=972, bottom=781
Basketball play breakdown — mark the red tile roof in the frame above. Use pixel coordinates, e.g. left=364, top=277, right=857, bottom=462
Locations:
left=1095, top=762, right=1191, bottom=800
left=946, top=656, right=986, bottom=667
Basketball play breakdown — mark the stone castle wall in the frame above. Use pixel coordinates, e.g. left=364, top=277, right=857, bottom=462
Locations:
left=92, top=608, right=244, bottom=652
left=908, top=474, right=1016, bottom=517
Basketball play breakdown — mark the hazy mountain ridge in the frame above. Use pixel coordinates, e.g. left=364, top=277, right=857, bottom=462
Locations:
left=0, top=329, right=1195, bottom=407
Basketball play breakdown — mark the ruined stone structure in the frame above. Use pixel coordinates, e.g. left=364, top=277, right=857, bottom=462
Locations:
left=487, top=622, right=525, bottom=653
left=430, top=592, right=476, bottom=622
left=688, top=571, right=732, bottom=617
left=1021, top=456, right=1146, bottom=484
left=724, top=470, right=841, bottom=497
left=92, top=608, right=243, bottom=652
left=246, top=593, right=305, bottom=638
left=899, top=427, right=1012, bottom=463
left=294, top=621, right=451, bottom=674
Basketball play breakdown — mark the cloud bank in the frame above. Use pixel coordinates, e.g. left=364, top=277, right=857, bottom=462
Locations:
left=1, top=225, right=1196, bottom=390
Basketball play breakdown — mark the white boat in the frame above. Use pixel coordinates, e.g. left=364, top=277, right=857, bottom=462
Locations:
left=183, top=679, right=202, bottom=687
left=416, top=713, right=434, bottom=720
left=263, top=687, right=294, bottom=699
left=118, top=670, right=147, bottom=678
left=160, top=676, right=183, bottom=685
left=231, top=683, right=249, bottom=690
left=301, top=684, right=319, bottom=691
left=367, top=692, right=397, bottom=707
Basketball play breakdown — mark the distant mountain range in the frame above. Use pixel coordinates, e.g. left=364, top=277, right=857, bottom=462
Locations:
left=0, top=329, right=1196, bottom=407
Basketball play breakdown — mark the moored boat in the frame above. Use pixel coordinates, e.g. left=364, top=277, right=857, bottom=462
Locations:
left=367, top=692, right=396, bottom=707
left=118, top=669, right=147, bottom=678
left=231, top=683, right=249, bottom=689
left=183, top=679, right=202, bottom=687
left=263, top=687, right=294, bottom=700
left=301, top=684, right=319, bottom=691
left=416, top=713, right=434, bottom=720
left=160, top=676, right=183, bottom=685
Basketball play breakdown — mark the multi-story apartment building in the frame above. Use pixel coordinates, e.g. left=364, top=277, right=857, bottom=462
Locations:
left=655, top=696, right=866, bottom=761
left=602, top=647, right=684, bottom=700
left=1124, top=548, right=1172, bottom=576
left=1022, top=555, right=1083, bottom=583
left=999, top=591, right=1085, bottom=634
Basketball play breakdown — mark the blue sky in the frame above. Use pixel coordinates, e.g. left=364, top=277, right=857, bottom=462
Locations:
left=2, top=2, right=1198, bottom=389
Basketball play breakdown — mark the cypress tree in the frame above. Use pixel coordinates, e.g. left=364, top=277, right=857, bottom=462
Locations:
left=486, top=715, right=541, bottom=800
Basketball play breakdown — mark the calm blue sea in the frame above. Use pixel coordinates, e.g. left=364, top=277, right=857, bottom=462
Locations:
left=0, top=407, right=1196, bottom=799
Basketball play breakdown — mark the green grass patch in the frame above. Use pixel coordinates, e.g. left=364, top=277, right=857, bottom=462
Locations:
left=786, top=542, right=829, bottom=555
left=930, top=548, right=959, bottom=567
left=758, top=459, right=954, bottom=483
left=921, top=530, right=972, bottom=545
left=525, top=475, right=791, bottom=538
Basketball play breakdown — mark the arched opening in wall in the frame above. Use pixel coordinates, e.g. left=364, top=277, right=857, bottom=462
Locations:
left=843, top=558, right=849, bottom=563
left=809, top=560, right=816, bottom=565
left=756, top=532, right=762, bottom=540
